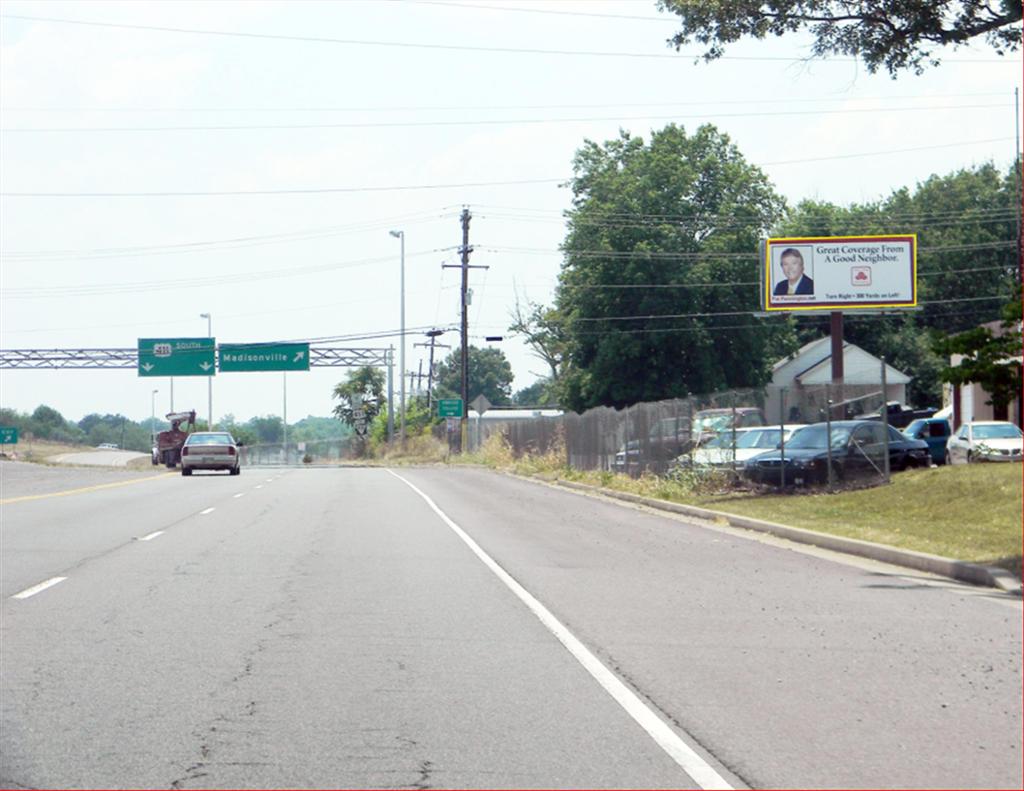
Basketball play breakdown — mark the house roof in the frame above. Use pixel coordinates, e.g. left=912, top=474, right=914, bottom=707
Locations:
left=772, top=335, right=911, bottom=386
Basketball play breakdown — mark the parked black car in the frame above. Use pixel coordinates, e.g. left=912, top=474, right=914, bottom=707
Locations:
left=743, top=420, right=931, bottom=486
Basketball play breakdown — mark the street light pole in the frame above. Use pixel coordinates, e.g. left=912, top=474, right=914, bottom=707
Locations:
left=200, top=312, right=213, bottom=429
left=389, top=230, right=406, bottom=444
left=151, top=389, right=159, bottom=446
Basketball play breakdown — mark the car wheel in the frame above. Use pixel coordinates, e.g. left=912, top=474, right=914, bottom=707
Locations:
left=230, top=466, right=240, bottom=476
left=181, top=467, right=192, bottom=476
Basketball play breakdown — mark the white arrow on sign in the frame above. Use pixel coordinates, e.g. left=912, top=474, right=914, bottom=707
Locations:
left=293, top=351, right=305, bottom=362
left=141, top=363, right=154, bottom=372
left=199, top=362, right=213, bottom=371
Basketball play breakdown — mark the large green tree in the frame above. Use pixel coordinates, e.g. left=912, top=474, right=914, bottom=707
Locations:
left=555, top=124, right=795, bottom=412
left=657, top=0, right=1022, bottom=75
left=434, top=346, right=515, bottom=406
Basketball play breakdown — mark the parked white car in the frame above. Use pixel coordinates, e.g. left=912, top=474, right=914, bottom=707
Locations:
left=946, top=421, right=1023, bottom=464
left=681, top=424, right=807, bottom=467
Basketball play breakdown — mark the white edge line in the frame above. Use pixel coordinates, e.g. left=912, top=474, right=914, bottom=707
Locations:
left=12, top=576, right=68, bottom=600
left=138, top=530, right=165, bottom=541
left=385, top=469, right=733, bottom=791
left=199, top=507, right=215, bottom=515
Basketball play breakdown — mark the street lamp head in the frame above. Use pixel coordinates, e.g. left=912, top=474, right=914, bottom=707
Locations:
left=200, top=312, right=210, bottom=319
left=389, top=230, right=403, bottom=238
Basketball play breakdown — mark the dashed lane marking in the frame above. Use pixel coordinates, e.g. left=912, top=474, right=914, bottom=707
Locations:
left=12, top=577, right=68, bottom=600
left=199, top=507, right=215, bottom=515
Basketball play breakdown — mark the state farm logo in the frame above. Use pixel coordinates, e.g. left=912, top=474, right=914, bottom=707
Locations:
left=851, top=266, right=872, bottom=286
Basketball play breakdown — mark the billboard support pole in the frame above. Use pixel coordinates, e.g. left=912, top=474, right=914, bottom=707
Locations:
left=830, top=311, right=844, bottom=418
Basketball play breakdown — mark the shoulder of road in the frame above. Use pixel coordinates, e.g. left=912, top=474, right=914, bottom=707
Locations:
left=499, top=470, right=1022, bottom=596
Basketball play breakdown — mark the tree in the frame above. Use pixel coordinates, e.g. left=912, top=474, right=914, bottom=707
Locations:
left=555, top=124, right=795, bottom=412
left=508, top=299, right=568, bottom=383
left=29, top=405, right=84, bottom=443
left=246, top=415, right=284, bottom=443
left=332, top=366, right=387, bottom=428
left=434, top=346, right=514, bottom=406
left=657, top=0, right=1022, bottom=75
left=513, top=378, right=559, bottom=407
left=935, top=297, right=1022, bottom=420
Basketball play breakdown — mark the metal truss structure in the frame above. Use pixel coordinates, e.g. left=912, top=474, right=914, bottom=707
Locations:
left=0, top=347, right=392, bottom=370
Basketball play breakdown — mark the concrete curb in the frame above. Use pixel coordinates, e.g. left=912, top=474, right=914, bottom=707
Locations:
left=549, top=479, right=1022, bottom=596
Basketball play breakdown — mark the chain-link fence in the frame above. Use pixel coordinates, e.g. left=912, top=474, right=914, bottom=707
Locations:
left=240, top=438, right=357, bottom=466
left=478, top=369, right=934, bottom=491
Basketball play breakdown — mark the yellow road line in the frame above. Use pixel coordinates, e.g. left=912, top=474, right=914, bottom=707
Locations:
left=1, top=472, right=175, bottom=504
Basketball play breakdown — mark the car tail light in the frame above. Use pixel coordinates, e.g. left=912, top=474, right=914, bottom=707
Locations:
left=227, top=447, right=236, bottom=456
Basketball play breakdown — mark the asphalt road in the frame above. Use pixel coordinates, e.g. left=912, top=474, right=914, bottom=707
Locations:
left=1, top=463, right=1020, bottom=789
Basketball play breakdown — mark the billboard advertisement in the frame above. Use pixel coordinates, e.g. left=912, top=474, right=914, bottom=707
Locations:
left=762, top=235, right=916, bottom=312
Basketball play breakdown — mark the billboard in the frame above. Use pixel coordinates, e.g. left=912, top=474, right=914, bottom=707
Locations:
left=762, top=235, right=916, bottom=312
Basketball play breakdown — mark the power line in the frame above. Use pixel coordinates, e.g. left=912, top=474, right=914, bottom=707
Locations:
left=0, top=177, right=564, bottom=198
left=562, top=295, right=1013, bottom=323
left=3, top=139, right=1012, bottom=199
left=4, top=91, right=1008, bottom=113
left=9, top=13, right=1006, bottom=63
left=403, top=0, right=673, bottom=23
left=2, top=248, right=447, bottom=299
left=2, top=103, right=1008, bottom=132
left=1, top=210, right=455, bottom=261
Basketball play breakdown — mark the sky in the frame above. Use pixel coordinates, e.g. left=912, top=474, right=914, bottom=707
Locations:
left=1, top=0, right=1021, bottom=426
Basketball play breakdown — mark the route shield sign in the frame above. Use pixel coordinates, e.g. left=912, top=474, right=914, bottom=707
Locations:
left=0, top=426, right=18, bottom=444
left=219, top=342, right=310, bottom=372
left=138, top=338, right=215, bottom=377
left=437, top=398, right=463, bottom=418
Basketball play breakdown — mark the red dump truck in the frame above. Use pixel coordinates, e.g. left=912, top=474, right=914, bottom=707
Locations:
left=152, top=410, right=196, bottom=468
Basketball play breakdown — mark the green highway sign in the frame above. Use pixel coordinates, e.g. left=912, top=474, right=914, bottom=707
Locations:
left=219, top=342, right=310, bottom=372
left=437, top=398, right=463, bottom=418
left=138, top=338, right=216, bottom=377
left=0, top=426, right=19, bottom=444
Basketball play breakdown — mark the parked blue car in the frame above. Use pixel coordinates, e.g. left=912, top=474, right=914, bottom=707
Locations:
left=902, top=417, right=951, bottom=466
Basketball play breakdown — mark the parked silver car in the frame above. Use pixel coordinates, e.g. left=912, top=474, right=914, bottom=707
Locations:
left=946, top=421, right=1023, bottom=464
left=180, top=431, right=241, bottom=476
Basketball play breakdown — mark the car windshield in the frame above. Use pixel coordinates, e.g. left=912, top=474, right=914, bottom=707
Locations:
left=973, top=424, right=1023, bottom=439
left=186, top=433, right=234, bottom=445
left=903, top=419, right=926, bottom=436
left=693, top=414, right=730, bottom=433
left=736, top=429, right=782, bottom=449
left=702, top=432, right=733, bottom=448
left=785, top=424, right=851, bottom=449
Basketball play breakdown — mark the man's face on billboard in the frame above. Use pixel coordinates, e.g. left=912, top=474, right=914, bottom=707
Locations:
left=781, top=252, right=804, bottom=282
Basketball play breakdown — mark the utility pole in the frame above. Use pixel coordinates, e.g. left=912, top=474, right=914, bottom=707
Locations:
left=415, top=329, right=450, bottom=410
left=443, top=208, right=487, bottom=452
left=1015, top=87, right=1021, bottom=284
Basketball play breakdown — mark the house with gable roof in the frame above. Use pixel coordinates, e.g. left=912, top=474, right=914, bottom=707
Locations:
left=765, top=336, right=911, bottom=424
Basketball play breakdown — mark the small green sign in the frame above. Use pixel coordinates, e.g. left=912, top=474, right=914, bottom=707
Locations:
left=219, top=343, right=310, bottom=372
left=0, top=426, right=19, bottom=444
left=437, top=398, right=463, bottom=418
left=138, top=338, right=216, bottom=377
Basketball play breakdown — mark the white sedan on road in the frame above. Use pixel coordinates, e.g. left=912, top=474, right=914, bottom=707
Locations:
left=180, top=431, right=241, bottom=476
left=946, top=420, right=1023, bottom=464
